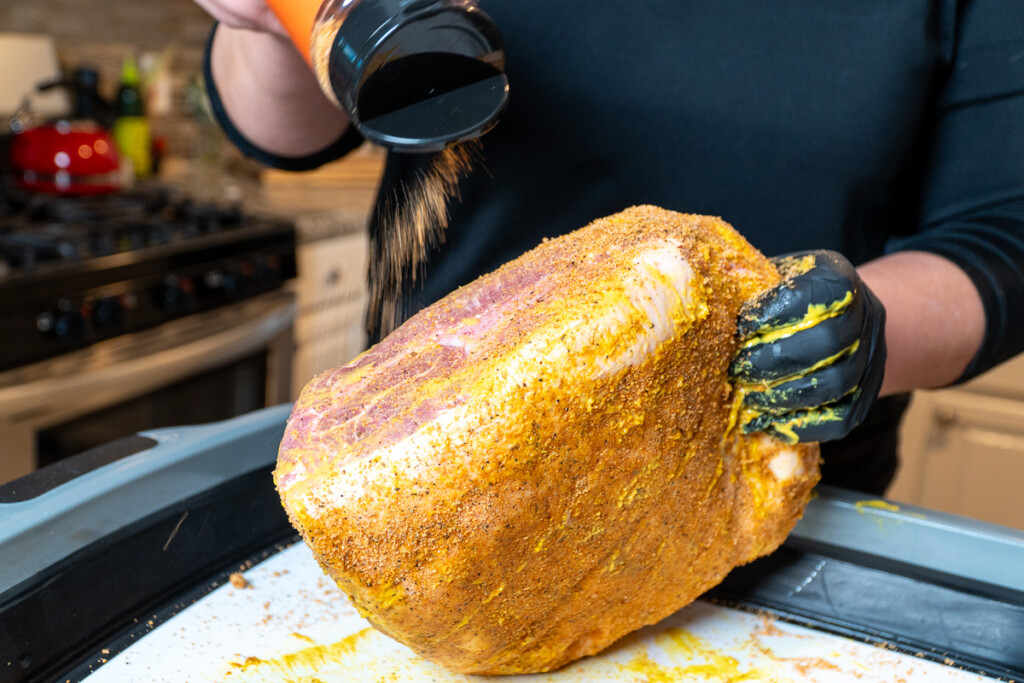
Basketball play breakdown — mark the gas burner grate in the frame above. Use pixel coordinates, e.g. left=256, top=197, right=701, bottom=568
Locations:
left=0, top=187, right=261, bottom=274
left=0, top=183, right=297, bottom=370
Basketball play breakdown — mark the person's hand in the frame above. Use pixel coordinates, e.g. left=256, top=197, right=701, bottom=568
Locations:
left=192, top=0, right=287, bottom=36
left=729, top=250, right=887, bottom=444
left=193, top=0, right=350, bottom=158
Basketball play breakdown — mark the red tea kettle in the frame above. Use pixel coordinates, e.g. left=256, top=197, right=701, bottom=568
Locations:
left=9, top=67, right=123, bottom=195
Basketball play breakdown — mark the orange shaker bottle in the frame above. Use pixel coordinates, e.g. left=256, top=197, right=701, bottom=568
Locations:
left=266, top=0, right=508, bottom=152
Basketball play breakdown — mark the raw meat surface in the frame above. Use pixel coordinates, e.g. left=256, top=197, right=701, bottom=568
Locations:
left=276, top=206, right=820, bottom=674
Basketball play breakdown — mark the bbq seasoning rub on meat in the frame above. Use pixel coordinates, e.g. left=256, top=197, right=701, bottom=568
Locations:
left=266, top=0, right=509, bottom=152
left=276, top=206, right=821, bottom=675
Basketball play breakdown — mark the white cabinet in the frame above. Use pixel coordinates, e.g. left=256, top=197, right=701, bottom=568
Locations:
left=291, top=232, right=369, bottom=398
left=891, top=354, right=1024, bottom=530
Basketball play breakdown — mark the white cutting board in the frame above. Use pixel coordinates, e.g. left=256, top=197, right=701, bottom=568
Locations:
left=87, top=542, right=998, bottom=682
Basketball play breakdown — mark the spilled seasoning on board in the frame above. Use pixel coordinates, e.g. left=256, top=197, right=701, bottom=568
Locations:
left=229, top=628, right=376, bottom=679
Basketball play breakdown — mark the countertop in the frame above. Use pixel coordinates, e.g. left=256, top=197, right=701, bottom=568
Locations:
left=159, top=143, right=387, bottom=244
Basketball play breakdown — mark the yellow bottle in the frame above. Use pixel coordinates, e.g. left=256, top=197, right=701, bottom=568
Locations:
left=112, top=55, right=152, bottom=179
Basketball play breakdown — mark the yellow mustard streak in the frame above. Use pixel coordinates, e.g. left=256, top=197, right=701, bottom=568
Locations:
left=376, top=583, right=404, bottom=610
left=738, top=435, right=769, bottom=515
left=770, top=420, right=800, bottom=444
left=703, top=454, right=726, bottom=500
left=229, top=627, right=375, bottom=675
left=853, top=499, right=903, bottom=533
left=617, top=460, right=658, bottom=508
left=854, top=499, right=900, bottom=514
left=766, top=399, right=849, bottom=443
left=726, top=385, right=746, bottom=435
left=741, top=290, right=854, bottom=348
left=737, top=380, right=860, bottom=444
left=736, top=339, right=861, bottom=392
left=481, top=584, right=505, bottom=604
left=606, top=550, right=625, bottom=574
left=648, top=627, right=766, bottom=681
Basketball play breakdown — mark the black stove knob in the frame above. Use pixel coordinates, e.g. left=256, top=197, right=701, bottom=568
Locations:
left=202, top=269, right=225, bottom=291
left=157, top=276, right=187, bottom=312
left=222, top=266, right=241, bottom=294
left=92, top=296, right=124, bottom=329
left=250, top=256, right=277, bottom=285
left=56, top=310, right=86, bottom=340
left=43, top=300, right=86, bottom=342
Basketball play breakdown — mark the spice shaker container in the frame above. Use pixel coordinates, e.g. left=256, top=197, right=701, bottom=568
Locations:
left=267, top=0, right=508, bottom=152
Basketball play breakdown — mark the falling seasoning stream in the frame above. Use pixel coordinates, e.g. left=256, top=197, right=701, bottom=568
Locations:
left=367, top=142, right=481, bottom=339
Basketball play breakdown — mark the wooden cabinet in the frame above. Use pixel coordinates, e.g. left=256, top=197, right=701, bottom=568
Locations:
left=890, top=354, right=1024, bottom=530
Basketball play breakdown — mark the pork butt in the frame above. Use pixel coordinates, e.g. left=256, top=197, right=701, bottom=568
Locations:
left=275, top=206, right=820, bottom=674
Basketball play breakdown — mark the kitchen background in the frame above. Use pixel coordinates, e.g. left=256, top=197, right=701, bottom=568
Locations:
left=0, top=0, right=384, bottom=485
left=2, top=0, right=213, bottom=160
left=1, top=1, right=1022, bottom=531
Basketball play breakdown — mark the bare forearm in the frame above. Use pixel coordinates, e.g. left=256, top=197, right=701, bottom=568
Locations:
left=858, top=251, right=985, bottom=397
left=209, top=24, right=350, bottom=157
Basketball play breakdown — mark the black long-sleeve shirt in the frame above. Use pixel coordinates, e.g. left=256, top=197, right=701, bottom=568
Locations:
left=206, top=0, right=1024, bottom=492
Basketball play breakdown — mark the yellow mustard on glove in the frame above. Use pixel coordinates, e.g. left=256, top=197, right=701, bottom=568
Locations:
left=729, top=250, right=887, bottom=444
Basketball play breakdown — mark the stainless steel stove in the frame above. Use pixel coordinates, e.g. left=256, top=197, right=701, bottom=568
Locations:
left=0, top=181, right=297, bottom=483
left=0, top=182, right=296, bottom=370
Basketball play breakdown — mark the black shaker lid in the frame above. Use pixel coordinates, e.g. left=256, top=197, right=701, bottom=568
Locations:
left=327, top=0, right=508, bottom=152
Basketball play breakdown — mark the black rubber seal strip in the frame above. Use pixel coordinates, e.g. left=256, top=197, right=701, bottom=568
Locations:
left=0, top=435, right=157, bottom=503
left=202, top=22, right=365, bottom=172
left=708, top=546, right=1024, bottom=680
left=0, top=463, right=294, bottom=683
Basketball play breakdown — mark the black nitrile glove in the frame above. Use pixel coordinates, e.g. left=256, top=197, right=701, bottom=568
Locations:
left=729, top=250, right=887, bottom=444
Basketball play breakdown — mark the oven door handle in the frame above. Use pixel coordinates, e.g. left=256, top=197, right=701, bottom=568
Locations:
left=0, top=294, right=296, bottom=427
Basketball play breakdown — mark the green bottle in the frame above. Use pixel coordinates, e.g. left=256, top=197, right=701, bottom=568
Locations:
left=112, top=55, right=152, bottom=179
